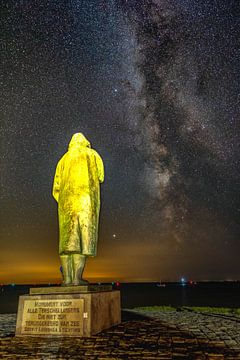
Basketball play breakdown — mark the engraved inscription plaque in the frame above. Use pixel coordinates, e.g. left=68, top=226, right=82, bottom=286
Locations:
left=21, top=299, right=84, bottom=336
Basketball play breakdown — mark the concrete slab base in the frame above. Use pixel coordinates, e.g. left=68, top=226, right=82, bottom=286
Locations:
left=15, top=289, right=121, bottom=337
left=29, top=284, right=112, bottom=295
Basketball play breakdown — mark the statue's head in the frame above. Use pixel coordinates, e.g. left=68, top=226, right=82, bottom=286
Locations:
left=68, top=133, right=91, bottom=150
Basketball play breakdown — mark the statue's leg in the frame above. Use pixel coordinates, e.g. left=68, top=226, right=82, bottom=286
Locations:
left=60, top=255, right=72, bottom=286
left=72, top=254, right=89, bottom=285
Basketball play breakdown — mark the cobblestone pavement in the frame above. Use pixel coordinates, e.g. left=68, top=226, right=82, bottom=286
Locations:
left=0, top=311, right=240, bottom=359
left=131, top=310, right=240, bottom=355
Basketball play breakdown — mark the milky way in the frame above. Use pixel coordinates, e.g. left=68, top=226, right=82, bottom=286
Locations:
left=0, top=1, right=239, bottom=283
left=123, top=1, right=239, bottom=238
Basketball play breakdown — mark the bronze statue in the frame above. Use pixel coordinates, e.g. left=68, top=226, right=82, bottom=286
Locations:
left=53, top=133, right=104, bottom=285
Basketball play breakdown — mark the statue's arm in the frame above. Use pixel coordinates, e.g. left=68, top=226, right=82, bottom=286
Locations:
left=95, top=152, right=104, bottom=183
left=52, top=160, right=62, bottom=202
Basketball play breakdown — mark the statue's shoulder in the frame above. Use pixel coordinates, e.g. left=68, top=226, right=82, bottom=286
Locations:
left=60, top=152, right=68, bottom=160
left=57, top=152, right=68, bottom=166
left=89, top=148, right=102, bottom=159
left=85, top=147, right=97, bottom=158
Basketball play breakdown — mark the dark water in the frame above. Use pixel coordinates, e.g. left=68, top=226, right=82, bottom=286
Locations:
left=120, top=282, right=240, bottom=309
left=0, top=282, right=239, bottom=314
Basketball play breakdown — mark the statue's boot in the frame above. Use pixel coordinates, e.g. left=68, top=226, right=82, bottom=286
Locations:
left=60, top=255, right=72, bottom=286
left=72, top=254, right=89, bottom=286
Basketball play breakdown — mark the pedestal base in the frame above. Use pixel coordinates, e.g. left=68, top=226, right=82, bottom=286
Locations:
left=15, top=287, right=121, bottom=337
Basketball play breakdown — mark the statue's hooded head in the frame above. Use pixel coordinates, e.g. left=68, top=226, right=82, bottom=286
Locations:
left=68, top=133, right=91, bottom=150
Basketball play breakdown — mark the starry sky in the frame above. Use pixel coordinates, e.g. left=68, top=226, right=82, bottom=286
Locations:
left=0, top=0, right=239, bottom=284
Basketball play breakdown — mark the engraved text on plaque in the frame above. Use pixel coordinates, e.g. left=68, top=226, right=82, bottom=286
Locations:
left=21, top=299, right=84, bottom=336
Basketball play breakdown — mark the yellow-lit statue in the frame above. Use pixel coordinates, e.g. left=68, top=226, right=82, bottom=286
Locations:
left=53, top=133, right=104, bottom=286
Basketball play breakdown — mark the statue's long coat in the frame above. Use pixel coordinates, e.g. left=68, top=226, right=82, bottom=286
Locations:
left=52, top=134, right=104, bottom=256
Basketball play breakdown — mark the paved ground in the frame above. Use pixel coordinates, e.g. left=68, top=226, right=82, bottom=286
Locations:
left=0, top=310, right=240, bottom=359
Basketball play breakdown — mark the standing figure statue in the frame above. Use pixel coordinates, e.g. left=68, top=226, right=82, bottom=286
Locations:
left=53, top=133, right=104, bottom=286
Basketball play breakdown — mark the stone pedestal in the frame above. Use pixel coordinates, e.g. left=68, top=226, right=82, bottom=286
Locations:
left=15, top=285, right=121, bottom=337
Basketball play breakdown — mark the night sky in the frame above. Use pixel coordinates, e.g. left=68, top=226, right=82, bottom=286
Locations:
left=1, top=0, right=239, bottom=284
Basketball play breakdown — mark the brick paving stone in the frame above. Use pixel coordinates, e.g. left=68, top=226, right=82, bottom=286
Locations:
left=206, top=354, right=225, bottom=359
